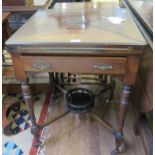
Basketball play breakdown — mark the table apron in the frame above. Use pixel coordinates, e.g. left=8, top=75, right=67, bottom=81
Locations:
left=21, top=56, right=127, bottom=75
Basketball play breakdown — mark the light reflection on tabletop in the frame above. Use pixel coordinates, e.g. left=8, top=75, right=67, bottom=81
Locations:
left=6, top=2, right=146, bottom=46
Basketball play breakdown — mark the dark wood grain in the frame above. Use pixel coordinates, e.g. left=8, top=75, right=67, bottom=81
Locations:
left=21, top=81, right=41, bottom=146
left=22, top=56, right=127, bottom=75
left=123, top=55, right=140, bottom=85
left=11, top=54, right=26, bottom=80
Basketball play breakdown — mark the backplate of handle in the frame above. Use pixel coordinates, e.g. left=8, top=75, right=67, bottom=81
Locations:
left=33, top=62, right=51, bottom=70
left=93, top=64, right=113, bottom=70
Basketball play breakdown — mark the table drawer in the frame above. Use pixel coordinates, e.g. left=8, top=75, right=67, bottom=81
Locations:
left=22, top=56, right=127, bottom=75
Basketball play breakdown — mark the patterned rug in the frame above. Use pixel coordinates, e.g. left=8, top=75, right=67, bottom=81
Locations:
left=2, top=92, right=51, bottom=155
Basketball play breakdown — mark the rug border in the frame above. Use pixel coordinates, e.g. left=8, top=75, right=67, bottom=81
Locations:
left=29, top=92, right=51, bottom=155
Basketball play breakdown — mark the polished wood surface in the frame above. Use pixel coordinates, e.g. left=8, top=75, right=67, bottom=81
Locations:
left=22, top=56, right=127, bottom=74
left=53, top=2, right=120, bottom=10
left=127, top=0, right=153, bottom=34
left=6, top=4, right=146, bottom=48
left=43, top=91, right=145, bottom=155
left=6, top=2, right=146, bottom=153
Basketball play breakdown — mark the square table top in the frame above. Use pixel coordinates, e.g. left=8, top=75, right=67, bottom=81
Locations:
left=6, top=2, right=146, bottom=48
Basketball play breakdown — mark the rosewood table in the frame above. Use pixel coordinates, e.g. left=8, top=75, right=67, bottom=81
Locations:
left=6, top=2, right=146, bottom=154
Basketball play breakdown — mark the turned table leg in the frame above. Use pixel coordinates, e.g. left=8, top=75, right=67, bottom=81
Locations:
left=112, top=85, right=131, bottom=155
left=21, top=81, right=41, bottom=147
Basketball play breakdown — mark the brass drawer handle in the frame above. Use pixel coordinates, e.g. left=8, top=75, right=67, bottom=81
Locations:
left=33, top=62, right=51, bottom=70
left=94, top=64, right=113, bottom=70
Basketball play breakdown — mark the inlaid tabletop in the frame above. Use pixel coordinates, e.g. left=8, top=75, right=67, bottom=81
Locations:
left=53, top=2, right=120, bottom=10
left=127, top=0, right=153, bottom=34
left=6, top=2, right=146, bottom=47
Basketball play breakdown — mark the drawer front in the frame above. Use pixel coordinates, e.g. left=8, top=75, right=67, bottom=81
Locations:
left=22, top=56, right=127, bottom=75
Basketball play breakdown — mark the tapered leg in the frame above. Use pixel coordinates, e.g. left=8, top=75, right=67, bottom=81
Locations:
left=112, top=85, right=131, bottom=154
left=21, top=81, right=41, bottom=147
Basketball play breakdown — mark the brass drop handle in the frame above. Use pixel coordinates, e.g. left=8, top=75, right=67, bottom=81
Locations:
left=93, top=64, right=113, bottom=70
left=33, top=62, right=51, bottom=70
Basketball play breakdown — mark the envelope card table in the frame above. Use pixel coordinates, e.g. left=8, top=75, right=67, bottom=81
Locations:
left=6, top=2, right=146, bottom=154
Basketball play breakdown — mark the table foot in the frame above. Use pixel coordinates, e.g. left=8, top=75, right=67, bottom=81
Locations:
left=113, top=131, right=126, bottom=152
left=31, top=124, right=41, bottom=147
left=33, top=137, right=42, bottom=147
left=111, top=150, right=119, bottom=155
left=111, top=143, right=126, bottom=155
